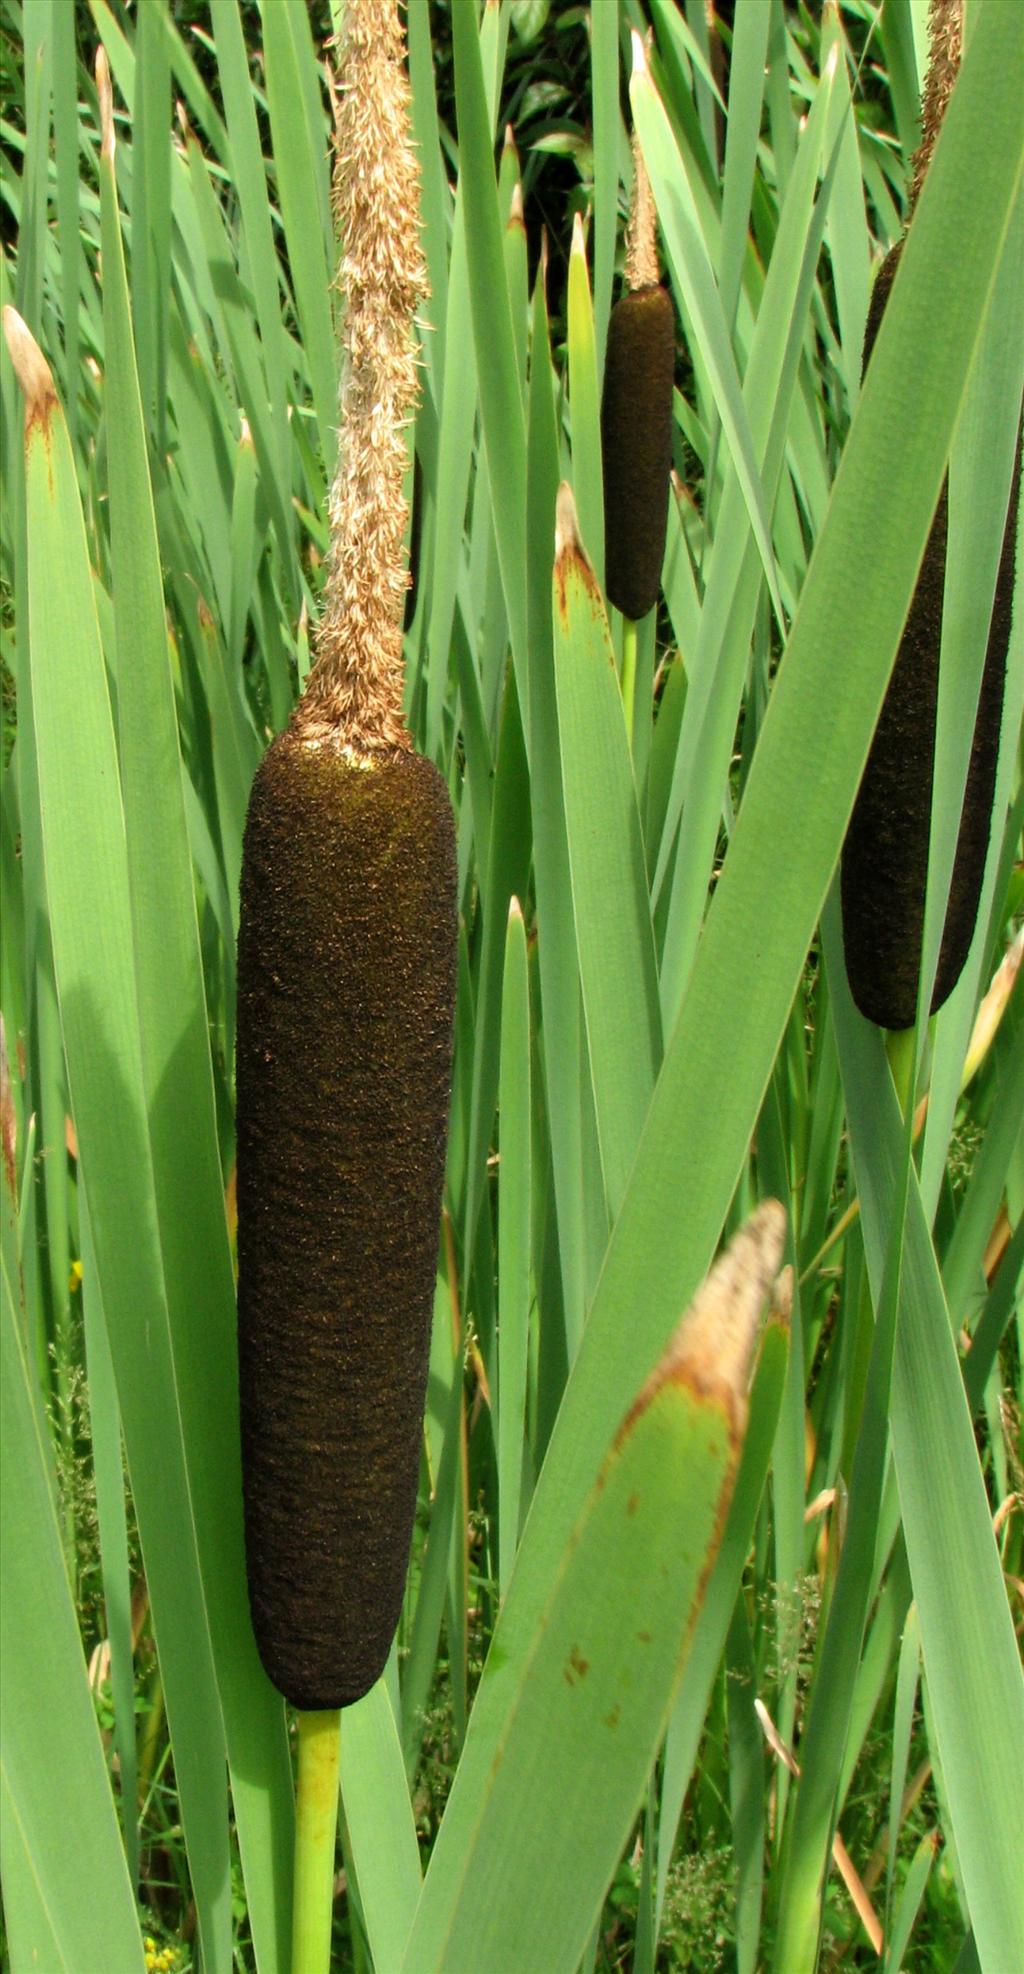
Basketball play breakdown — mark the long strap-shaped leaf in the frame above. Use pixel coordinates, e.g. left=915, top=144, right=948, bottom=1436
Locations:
left=96, top=68, right=295, bottom=1974
left=399, top=6, right=1023, bottom=1964
left=826, top=894, right=1024, bottom=1971
left=553, top=487, right=662, bottom=1223
left=0, top=1254, right=145, bottom=1974
left=402, top=1207, right=785, bottom=1974
left=3, top=308, right=232, bottom=1973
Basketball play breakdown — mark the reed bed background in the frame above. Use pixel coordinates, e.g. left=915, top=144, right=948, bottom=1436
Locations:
left=1, top=0, right=1022, bottom=1968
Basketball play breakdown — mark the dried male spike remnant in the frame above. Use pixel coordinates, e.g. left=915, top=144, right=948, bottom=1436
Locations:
left=235, top=0, right=458, bottom=1712
left=840, top=7, right=1020, bottom=1031
left=601, top=128, right=676, bottom=622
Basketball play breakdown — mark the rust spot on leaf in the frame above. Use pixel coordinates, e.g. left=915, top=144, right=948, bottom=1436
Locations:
left=603, top=1703, right=621, bottom=1730
left=564, top=1644, right=590, bottom=1687
left=636, top=1628, right=651, bottom=1645
left=626, top=1491, right=640, bottom=1516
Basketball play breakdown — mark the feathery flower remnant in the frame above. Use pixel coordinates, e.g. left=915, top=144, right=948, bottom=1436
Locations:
left=299, top=0, right=429, bottom=752
left=910, top=0, right=962, bottom=214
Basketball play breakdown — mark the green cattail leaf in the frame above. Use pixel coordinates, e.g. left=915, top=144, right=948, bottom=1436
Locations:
left=827, top=890, right=1024, bottom=1970
left=552, top=487, right=661, bottom=1223
left=210, top=0, right=292, bottom=488
left=401, top=15, right=1023, bottom=1962
left=97, top=76, right=295, bottom=1968
left=589, top=0, right=620, bottom=378
left=568, top=213, right=604, bottom=583
left=656, top=1310, right=790, bottom=1926
left=451, top=0, right=529, bottom=715
left=630, top=40, right=784, bottom=628
left=526, top=257, right=589, bottom=1354
left=654, top=47, right=839, bottom=1016
left=4, top=308, right=233, bottom=1973
left=339, top=1678, right=423, bottom=1973
left=401, top=1207, right=786, bottom=1974
left=0, top=1257, right=145, bottom=1974
left=259, top=0, right=335, bottom=459
left=497, top=897, right=531, bottom=1599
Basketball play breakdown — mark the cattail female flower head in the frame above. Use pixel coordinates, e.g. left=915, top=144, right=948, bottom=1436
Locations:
left=600, top=97, right=676, bottom=624
left=840, top=0, right=1019, bottom=1031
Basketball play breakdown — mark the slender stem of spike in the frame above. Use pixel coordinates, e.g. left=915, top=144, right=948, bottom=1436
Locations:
left=885, top=1024, right=918, bottom=1121
left=620, top=615, right=639, bottom=742
left=291, top=1709, right=341, bottom=1974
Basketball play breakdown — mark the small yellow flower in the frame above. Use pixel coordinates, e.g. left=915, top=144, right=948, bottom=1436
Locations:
left=69, top=1258, right=83, bottom=1293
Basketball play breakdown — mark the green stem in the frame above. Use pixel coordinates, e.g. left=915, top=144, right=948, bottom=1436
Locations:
left=620, top=614, right=638, bottom=742
left=292, top=1709, right=341, bottom=1974
left=885, top=1022, right=917, bottom=1121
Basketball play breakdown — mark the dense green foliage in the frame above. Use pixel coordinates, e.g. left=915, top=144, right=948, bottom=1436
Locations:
left=1, top=2, right=1022, bottom=1970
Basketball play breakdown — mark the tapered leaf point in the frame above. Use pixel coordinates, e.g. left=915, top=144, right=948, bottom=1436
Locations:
left=2, top=307, right=57, bottom=426
left=555, top=480, right=584, bottom=564
left=627, top=1202, right=787, bottom=1435
left=630, top=28, right=648, bottom=79
left=96, top=46, right=114, bottom=160
left=571, top=207, right=586, bottom=258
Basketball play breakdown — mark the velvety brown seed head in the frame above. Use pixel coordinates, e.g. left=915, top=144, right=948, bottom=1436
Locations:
left=601, top=286, right=676, bottom=621
left=236, top=730, right=457, bottom=1709
left=840, top=244, right=1019, bottom=1029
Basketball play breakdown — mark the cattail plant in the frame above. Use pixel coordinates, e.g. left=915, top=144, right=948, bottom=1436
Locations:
left=840, top=0, right=1020, bottom=1033
left=234, top=1, right=456, bottom=1964
left=600, top=56, right=676, bottom=727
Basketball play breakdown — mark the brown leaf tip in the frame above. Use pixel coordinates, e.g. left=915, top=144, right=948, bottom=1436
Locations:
left=555, top=480, right=585, bottom=565
left=631, top=1202, right=788, bottom=1431
left=2, top=307, right=58, bottom=426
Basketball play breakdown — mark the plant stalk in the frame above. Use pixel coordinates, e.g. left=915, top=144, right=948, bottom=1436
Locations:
left=291, top=1709, right=341, bottom=1974
left=621, top=615, right=638, bottom=742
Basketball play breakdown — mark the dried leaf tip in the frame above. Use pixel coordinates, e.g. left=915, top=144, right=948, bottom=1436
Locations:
left=625, top=133, right=659, bottom=292
left=630, top=28, right=649, bottom=80
left=647, top=1202, right=787, bottom=1423
left=555, top=480, right=585, bottom=564
left=96, top=47, right=114, bottom=160
left=2, top=306, right=57, bottom=421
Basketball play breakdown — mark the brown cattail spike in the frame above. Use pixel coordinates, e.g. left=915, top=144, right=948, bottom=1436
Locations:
left=236, top=0, right=457, bottom=1713
left=840, top=0, right=1019, bottom=1032
left=236, top=737, right=456, bottom=1709
left=601, top=110, right=676, bottom=622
